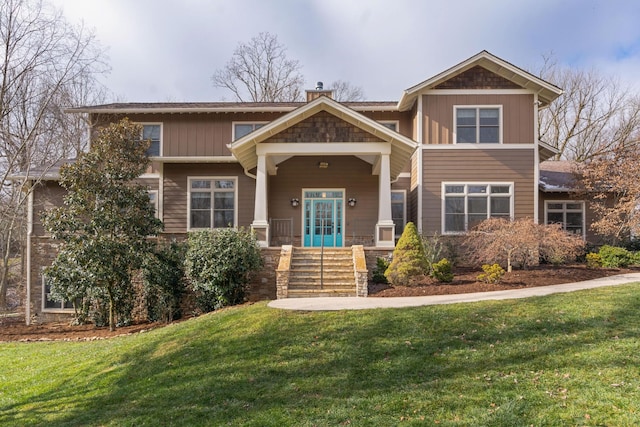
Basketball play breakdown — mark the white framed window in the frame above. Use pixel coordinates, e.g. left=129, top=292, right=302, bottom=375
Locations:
left=42, top=274, right=76, bottom=312
left=454, top=106, right=502, bottom=144
left=141, top=123, right=162, bottom=156
left=391, top=190, right=406, bottom=237
left=148, top=190, right=159, bottom=218
left=380, top=121, right=399, bottom=132
left=188, top=177, right=237, bottom=230
left=232, top=122, right=267, bottom=141
left=545, top=201, right=585, bottom=238
left=442, top=183, right=513, bottom=233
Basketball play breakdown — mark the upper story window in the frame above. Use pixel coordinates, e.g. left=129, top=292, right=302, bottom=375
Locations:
left=454, top=106, right=501, bottom=144
left=443, top=183, right=513, bottom=233
left=380, top=121, right=399, bottom=132
left=233, top=122, right=266, bottom=141
left=545, top=201, right=585, bottom=238
left=142, top=124, right=162, bottom=156
left=188, top=177, right=237, bottom=230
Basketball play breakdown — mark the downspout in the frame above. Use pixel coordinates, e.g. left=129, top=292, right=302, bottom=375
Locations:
left=417, top=95, right=424, bottom=233
left=533, top=94, right=540, bottom=223
left=25, top=185, right=33, bottom=325
left=243, top=167, right=257, bottom=180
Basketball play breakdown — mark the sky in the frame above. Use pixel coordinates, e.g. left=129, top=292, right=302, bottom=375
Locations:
left=51, top=0, right=640, bottom=103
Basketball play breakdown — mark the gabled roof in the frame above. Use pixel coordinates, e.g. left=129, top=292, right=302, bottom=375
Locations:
left=228, top=96, right=418, bottom=180
left=397, top=50, right=563, bottom=111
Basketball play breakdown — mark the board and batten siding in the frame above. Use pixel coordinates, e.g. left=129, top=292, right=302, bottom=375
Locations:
left=162, top=163, right=255, bottom=234
left=422, top=148, right=536, bottom=234
left=422, top=94, right=535, bottom=145
left=269, top=155, right=378, bottom=246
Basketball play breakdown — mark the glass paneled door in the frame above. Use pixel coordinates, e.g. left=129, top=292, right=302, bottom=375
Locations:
left=303, top=190, right=343, bottom=247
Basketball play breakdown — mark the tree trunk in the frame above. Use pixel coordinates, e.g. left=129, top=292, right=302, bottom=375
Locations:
left=107, top=288, right=115, bottom=331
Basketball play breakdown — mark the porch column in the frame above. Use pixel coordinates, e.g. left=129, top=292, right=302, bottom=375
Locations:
left=376, top=153, right=395, bottom=248
left=251, top=154, right=269, bottom=247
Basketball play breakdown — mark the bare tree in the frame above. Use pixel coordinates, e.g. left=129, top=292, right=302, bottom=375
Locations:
left=575, top=142, right=640, bottom=245
left=212, top=32, right=305, bottom=102
left=536, top=54, right=640, bottom=161
left=329, top=79, right=365, bottom=102
left=0, top=0, right=108, bottom=308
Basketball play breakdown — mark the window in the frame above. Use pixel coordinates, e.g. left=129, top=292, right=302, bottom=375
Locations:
left=380, top=121, right=399, bottom=132
left=233, top=122, right=266, bottom=141
left=455, top=106, right=501, bottom=144
left=545, top=201, right=585, bottom=237
left=42, top=275, right=75, bottom=311
left=148, top=190, right=158, bottom=218
left=188, top=177, right=237, bottom=230
left=443, top=183, right=513, bottom=233
left=142, top=124, right=162, bottom=156
left=391, top=190, right=406, bottom=237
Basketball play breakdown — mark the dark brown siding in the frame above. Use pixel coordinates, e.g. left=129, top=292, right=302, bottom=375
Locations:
left=269, top=156, right=378, bottom=246
left=162, top=163, right=255, bottom=233
left=422, top=94, right=534, bottom=145
left=422, top=148, right=536, bottom=234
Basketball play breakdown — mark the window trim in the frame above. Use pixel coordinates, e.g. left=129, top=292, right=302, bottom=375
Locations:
left=453, top=105, right=503, bottom=144
left=41, top=272, right=75, bottom=313
left=187, top=176, right=238, bottom=231
left=441, top=182, right=514, bottom=235
left=391, top=189, right=406, bottom=238
left=232, top=121, right=268, bottom=141
left=140, top=122, right=163, bottom=157
left=544, top=200, right=586, bottom=240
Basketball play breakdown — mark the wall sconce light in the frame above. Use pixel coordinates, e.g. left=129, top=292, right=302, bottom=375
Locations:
left=318, top=161, right=329, bottom=169
left=348, top=198, right=357, bottom=207
left=290, top=198, right=300, bottom=207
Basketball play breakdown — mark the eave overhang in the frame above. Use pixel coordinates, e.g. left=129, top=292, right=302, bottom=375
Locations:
left=397, top=50, right=563, bottom=111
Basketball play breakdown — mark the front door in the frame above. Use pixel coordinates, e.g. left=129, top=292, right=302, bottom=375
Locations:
left=303, top=190, right=343, bottom=247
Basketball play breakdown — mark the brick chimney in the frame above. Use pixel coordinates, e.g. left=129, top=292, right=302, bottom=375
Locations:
left=306, top=81, right=334, bottom=102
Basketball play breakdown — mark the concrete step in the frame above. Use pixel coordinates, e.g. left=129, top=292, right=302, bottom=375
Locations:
left=287, top=289, right=356, bottom=298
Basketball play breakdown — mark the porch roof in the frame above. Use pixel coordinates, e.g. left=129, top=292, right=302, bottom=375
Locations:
left=228, top=96, right=418, bottom=180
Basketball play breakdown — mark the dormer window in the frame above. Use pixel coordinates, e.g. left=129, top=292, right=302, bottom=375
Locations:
left=455, top=106, right=501, bottom=144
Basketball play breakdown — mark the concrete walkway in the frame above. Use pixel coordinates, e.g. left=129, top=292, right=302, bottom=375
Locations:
left=268, top=272, right=640, bottom=311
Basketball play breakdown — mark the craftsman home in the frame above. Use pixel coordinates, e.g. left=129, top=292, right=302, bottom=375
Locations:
left=23, top=50, right=578, bottom=321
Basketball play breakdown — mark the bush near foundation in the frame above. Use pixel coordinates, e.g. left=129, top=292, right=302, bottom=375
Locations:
left=384, top=222, right=428, bottom=286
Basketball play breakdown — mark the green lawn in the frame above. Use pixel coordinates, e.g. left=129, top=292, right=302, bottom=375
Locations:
left=2, top=284, right=640, bottom=426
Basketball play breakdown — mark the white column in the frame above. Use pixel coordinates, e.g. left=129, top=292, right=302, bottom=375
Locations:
left=376, top=153, right=395, bottom=247
left=251, top=154, right=269, bottom=246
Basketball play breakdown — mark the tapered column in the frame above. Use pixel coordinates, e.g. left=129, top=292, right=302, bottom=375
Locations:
left=376, top=153, right=395, bottom=247
left=251, top=154, right=269, bottom=247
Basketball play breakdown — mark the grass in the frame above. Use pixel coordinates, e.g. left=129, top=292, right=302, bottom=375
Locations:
left=2, top=284, right=640, bottom=426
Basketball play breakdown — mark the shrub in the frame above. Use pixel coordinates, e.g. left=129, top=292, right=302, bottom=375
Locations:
left=384, top=222, right=428, bottom=286
left=585, top=252, right=602, bottom=269
left=185, top=228, right=263, bottom=312
left=464, top=218, right=584, bottom=272
left=431, top=258, right=454, bottom=283
left=632, top=251, right=640, bottom=266
left=477, top=263, right=505, bottom=284
left=598, top=245, right=633, bottom=268
left=142, top=241, right=187, bottom=323
left=422, top=232, right=445, bottom=274
left=372, top=257, right=390, bottom=284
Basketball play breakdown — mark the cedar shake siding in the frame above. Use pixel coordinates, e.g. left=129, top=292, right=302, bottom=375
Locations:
left=422, top=94, right=534, bottom=145
left=162, top=163, right=255, bottom=234
left=422, top=148, right=536, bottom=234
left=434, top=66, right=522, bottom=90
left=269, top=155, right=379, bottom=246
